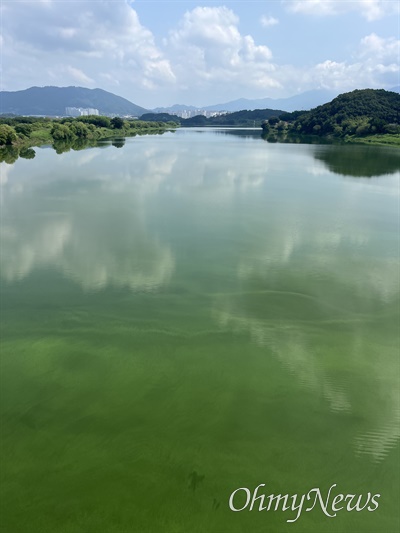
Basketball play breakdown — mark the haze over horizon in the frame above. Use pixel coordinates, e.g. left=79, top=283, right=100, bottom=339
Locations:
left=2, top=0, right=399, bottom=109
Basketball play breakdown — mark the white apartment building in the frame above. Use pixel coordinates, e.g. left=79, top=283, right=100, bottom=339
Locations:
left=65, top=107, right=100, bottom=117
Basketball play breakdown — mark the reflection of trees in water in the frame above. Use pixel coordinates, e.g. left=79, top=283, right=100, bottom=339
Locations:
left=261, top=131, right=332, bottom=145
left=314, top=144, right=400, bottom=177
left=262, top=134, right=400, bottom=177
left=212, top=129, right=262, bottom=140
left=112, top=138, right=125, bottom=148
left=53, top=138, right=100, bottom=154
left=0, top=146, right=37, bottom=163
left=0, top=136, right=127, bottom=163
left=0, top=140, right=98, bottom=161
left=19, top=148, right=36, bottom=160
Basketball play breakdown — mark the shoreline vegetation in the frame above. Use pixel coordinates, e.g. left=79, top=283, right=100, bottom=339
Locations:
left=0, top=115, right=179, bottom=163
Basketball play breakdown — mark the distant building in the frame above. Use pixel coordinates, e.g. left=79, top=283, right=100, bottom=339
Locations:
left=65, top=107, right=80, bottom=117
left=65, top=107, right=99, bottom=117
left=81, top=108, right=99, bottom=116
left=167, top=109, right=230, bottom=119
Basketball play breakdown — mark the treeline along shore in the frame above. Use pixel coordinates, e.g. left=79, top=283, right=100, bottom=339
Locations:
left=0, top=115, right=179, bottom=163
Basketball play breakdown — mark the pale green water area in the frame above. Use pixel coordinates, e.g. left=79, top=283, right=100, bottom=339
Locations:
left=1, top=129, right=399, bottom=533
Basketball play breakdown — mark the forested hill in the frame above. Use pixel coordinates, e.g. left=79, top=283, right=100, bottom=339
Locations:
left=140, top=108, right=285, bottom=127
left=0, top=86, right=148, bottom=116
left=280, top=89, right=400, bottom=136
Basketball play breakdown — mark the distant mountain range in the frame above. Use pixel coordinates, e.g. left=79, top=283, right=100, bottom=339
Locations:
left=152, top=104, right=199, bottom=113
left=0, top=86, right=148, bottom=116
left=154, top=90, right=340, bottom=114
left=1, top=86, right=398, bottom=117
left=154, top=87, right=400, bottom=114
left=203, top=90, right=340, bottom=112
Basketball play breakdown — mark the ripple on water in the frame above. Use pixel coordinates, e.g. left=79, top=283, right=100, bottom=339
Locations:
left=354, top=405, right=400, bottom=463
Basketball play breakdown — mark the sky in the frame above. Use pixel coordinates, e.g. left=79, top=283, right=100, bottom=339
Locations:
left=1, top=0, right=399, bottom=108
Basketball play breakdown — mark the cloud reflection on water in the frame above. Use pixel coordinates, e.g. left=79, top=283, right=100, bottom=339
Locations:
left=1, top=133, right=398, bottom=463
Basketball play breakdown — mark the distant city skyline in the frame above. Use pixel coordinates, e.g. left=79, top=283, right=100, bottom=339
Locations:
left=1, top=1, right=399, bottom=108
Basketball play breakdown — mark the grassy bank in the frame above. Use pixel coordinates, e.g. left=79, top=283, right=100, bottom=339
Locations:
left=347, top=134, right=400, bottom=146
left=261, top=125, right=399, bottom=147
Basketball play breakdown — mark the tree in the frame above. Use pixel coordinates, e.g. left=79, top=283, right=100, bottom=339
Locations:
left=51, top=123, right=74, bottom=141
left=111, top=117, right=125, bottom=129
left=15, top=124, right=33, bottom=136
left=383, top=123, right=400, bottom=134
left=80, top=115, right=111, bottom=128
left=261, top=120, right=270, bottom=133
left=69, top=121, right=90, bottom=138
left=268, top=116, right=279, bottom=126
left=0, top=124, right=17, bottom=145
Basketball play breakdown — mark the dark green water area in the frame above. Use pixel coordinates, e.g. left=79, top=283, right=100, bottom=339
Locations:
left=1, top=129, right=399, bottom=532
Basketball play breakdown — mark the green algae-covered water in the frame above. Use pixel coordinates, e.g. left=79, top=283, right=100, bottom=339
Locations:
left=1, top=129, right=399, bottom=533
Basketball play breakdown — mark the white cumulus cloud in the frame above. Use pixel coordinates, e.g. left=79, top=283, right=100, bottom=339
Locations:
left=285, top=0, right=399, bottom=21
left=261, top=15, right=279, bottom=27
left=1, top=0, right=175, bottom=100
left=166, top=7, right=278, bottom=96
left=65, top=66, right=94, bottom=85
left=359, top=32, right=400, bottom=59
left=276, top=32, right=399, bottom=92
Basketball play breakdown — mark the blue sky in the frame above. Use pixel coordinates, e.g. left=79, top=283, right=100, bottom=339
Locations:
left=1, top=0, right=399, bottom=108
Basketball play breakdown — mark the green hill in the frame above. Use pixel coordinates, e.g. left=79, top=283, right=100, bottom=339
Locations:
left=0, top=86, right=148, bottom=116
left=280, top=89, right=400, bottom=137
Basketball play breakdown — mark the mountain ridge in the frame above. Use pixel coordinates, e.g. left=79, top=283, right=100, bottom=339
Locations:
left=1, top=85, right=399, bottom=118
left=154, top=90, right=340, bottom=114
left=153, top=87, right=400, bottom=114
left=0, top=86, right=148, bottom=116
left=202, top=90, right=339, bottom=112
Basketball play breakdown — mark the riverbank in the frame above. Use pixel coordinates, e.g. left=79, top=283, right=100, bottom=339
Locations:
left=0, top=117, right=179, bottom=162
left=346, top=134, right=400, bottom=146
left=261, top=127, right=400, bottom=147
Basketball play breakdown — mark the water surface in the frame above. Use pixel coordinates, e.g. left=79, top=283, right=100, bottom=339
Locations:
left=1, top=129, right=399, bottom=532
